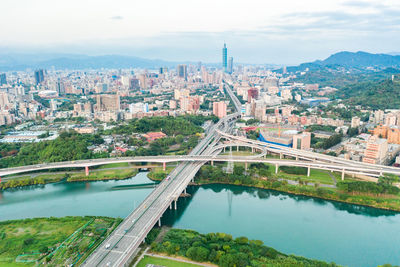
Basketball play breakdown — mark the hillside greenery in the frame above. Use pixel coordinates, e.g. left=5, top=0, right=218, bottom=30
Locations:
left=334, top=79, right=400, bottom=109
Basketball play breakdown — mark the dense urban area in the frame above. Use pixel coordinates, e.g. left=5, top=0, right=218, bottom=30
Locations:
left=1, top=46, right=400, bottom=267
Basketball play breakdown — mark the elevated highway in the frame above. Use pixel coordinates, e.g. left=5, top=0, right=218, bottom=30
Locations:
left=2, top=155, right=399, bottom=179
left=81, top=83, right=241, bottom=266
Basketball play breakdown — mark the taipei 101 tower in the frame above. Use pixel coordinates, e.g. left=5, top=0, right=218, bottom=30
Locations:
left=222, top=43, right=227, bottom=72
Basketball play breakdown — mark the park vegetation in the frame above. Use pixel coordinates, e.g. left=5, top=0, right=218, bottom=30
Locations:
left=150, top=228, right=337, bottom=267
left=102, top=115, right=218, bottom=136
left=0, top=131, right=106, bottom=168
left=0, top=216, right=121, bottom=266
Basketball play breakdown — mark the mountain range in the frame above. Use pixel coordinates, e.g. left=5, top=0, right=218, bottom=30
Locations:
left=285, top=51, right=400, bottom=72
left=0, top=54, right=177, bottom=71
left=1, top=51, right=400, bottom=72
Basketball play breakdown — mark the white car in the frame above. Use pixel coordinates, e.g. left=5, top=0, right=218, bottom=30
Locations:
left=105, top=243, right=111, bottom=249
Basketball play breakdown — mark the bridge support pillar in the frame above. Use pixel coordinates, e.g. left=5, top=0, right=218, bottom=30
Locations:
left=341, top=169, right=345, bottom=180
left=245, top=162, right=248, bottom=171
left=184, top=188, right=187, bottom=195
left=237, top=146, right=239, bottom=152
left=307, top=166, right=310, bottom=177
left=280, top=153, right=283, bottom=159
left=158, top=219, right=161, bottom=227
left=380, top=170, right=383, bottom=176
left=252, top=147, right=254, bottom=153
left=275, top=164, right=279, bottom=174
left=163, top=162, right=166, bottom=171
left=296, top=156, right=298, bottom=161
left=169, top=202, right=172, bottom=209
left=174, top=199, right=177, bottom=210
left=85, top=166, right=89, bottom=176
left=211, top=161, right=214, bottom=166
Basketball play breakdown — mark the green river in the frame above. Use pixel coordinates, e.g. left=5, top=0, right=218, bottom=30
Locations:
left=0, top=172, right=399, bottom=267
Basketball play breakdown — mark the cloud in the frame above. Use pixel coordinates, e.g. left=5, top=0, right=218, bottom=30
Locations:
left=342, top=1, right=382, bottom=8
left=110, top=16, right=124, bottom=20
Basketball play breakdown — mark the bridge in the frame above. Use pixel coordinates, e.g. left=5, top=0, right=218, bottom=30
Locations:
left=80, top=83, right=241, bottom=266
left=2, top=154, right=400, bottom=180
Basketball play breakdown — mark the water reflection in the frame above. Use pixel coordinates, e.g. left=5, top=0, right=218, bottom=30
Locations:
left=199, top=183, right=398, bottom=218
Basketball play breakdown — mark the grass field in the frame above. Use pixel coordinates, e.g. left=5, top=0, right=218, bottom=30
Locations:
left=137, top=255, right=205, bottom=267
left=68, top=168, right=138, bottom=181
left=277, top=168, right=336, bottom=185
left=147, top=166, right=176, bottom=181
left=0, top=216, right=121, bottom=266
left=95, top=162, right=130, bottom=169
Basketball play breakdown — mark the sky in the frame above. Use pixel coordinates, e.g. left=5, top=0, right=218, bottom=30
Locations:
left=1, top=0, right=400, bottom=65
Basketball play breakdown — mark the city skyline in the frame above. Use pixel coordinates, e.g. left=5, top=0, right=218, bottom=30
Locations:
left=1, top=0, right=400, bottom=64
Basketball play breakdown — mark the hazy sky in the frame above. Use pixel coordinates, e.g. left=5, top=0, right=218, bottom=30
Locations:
left=1, top=0, right=400, bottom=64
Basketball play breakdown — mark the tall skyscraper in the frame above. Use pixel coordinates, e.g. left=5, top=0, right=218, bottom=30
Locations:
left=177, top=64, right=188, bottom=80
left=228, top=57, right=233, bottom=74
left=0, top=73, right=6, bottom=85
left=34, top=69, right=45, bottom=85
left=222, top=43, right=227, bottom=71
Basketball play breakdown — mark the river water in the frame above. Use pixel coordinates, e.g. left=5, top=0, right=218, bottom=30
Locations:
left=0, top=172, right=399, bottom=267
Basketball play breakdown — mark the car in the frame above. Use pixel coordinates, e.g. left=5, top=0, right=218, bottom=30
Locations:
left=106, top=262, right=111, bottom=266
left=166, top=176, right=170, bottom=181
left=105, top=243, right=111, bottom=249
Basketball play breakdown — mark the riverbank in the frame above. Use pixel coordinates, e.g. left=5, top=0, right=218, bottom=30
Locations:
left=144, top=228, right=338, bottom=267
left=0, top=217, right=337, bottom=267
left=148, top=165, right=400, bottom=212
left=0, top=168, right=139, bottom=190
left=0, top=216, right=122, bottom=266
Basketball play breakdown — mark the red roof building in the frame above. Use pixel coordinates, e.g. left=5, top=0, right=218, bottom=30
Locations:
left=143, top=132, right=167, bottom=142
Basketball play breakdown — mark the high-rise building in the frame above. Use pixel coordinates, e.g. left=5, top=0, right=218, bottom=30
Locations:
left=0, top=73, right=6, bottom=85
left=0, top=92, right=9, bottom=109
left=222, top=43, right=227, bottom=71
left=129, top=78, right=140, bottom=90
left=228, top=57, right=233, bottom=74
left=351, top=116, right=361, bottom=128
left=95, top=94, right=120, bottom=111
left=363, top=136, right=388, bottom=164
left=177, top=64, right=188, bottom=80
left=293, top=132, right=311, bottom=150
left=247, top=88, right=259, bottom=103
left=34, top=69, right=45, bottom=85
left=213, top=101, right=227, bottom=118
left=56, top=81, right=65, bottom=95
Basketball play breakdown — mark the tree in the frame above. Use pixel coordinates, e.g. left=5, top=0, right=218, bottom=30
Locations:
left=347, top=127, right=359, bottom=137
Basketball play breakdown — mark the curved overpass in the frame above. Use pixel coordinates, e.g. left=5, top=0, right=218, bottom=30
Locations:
left=218, top=130, right=400, bottom=175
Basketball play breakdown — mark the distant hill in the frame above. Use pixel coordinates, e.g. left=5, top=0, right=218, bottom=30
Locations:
left=0, top=53, right=178, bottom=71
left=335, top=77, right=400, bottom=109
left=284, top=51, right=400, bottom=72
